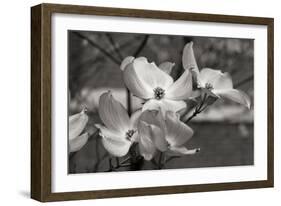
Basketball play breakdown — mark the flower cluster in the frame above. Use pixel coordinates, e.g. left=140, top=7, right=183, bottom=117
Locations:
left=94, top=91, right=198, bottom=160
left=69, top=42, right=251, bottom=169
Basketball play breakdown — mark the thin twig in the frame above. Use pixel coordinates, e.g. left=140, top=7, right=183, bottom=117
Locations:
left=73, top=31, right=121, bottom=65
left=106, top=36, right=144, bottom=56
left=105, top=33, right=124, bottom=60
left=104, top=161, right=132, bottom=172
left=184, top=110, right=198, bottom=123
left=75, top=36, right=145, bottom=72
left=127, top=89, right=132, bottom=116
left=120, top=156, right=131, bottom=165
left=117, top=163, right=131, bottom=168
left=108, top=158, right=113, bottom=172
left=93, top=137, right=100, bottom=172
left=158, top=152, right=163, bottom=169
left=133, top=35, right=149, bottom=57
left=234, top=75, right=253, bottom=88
left=185, top=94, right=207, bottom=123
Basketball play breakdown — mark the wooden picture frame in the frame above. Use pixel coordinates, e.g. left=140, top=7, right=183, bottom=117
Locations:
left=31, top=3, right=274, bottom=202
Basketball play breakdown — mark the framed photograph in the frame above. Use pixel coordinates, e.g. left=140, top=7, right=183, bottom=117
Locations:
left=31, top=3, right=274, bottom=202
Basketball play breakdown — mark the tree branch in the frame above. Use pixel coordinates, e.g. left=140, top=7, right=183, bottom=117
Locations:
left=73, top=31, right=121, bottom=65
left=234, top=75, right=253, bottom=88
left=133, top=35, right=149, bottom=57
left=185, top=94, right=208, bottom=123
left=105, top=33, right=124, bottom=61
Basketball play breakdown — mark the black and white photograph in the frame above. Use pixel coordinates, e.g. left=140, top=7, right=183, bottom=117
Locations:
left=29, top=2, right=274, bottom=202
left=68, top=31, right=253, bottom=174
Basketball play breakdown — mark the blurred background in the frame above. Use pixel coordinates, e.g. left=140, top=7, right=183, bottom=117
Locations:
left=68, top=30, right=254, bottom=173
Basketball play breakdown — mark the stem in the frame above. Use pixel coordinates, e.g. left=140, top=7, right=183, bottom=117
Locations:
left=120, top=156, right=131, bottom=165
left=118, top=163, right=131, bottom=168
left=108, top=158, right=113, bottom=172
left=158, top=152, right=163, bottom=169
left=93, top=137, right=100, bottom=172
left=184, top=109, right=199, bottom=123
left=129, top=144, right=137, bottom=170
left=185, top=94, right=208, bottom=123
left=105, top=157, right=132, bottom=172
left=127, top=89, right=132, bottom=116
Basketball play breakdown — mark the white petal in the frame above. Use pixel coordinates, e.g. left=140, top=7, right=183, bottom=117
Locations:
left=130, top=109, right=142, bottom=129
left=123, top=62, right=154, bottom=99
left=212, top=72, right=233, bottom=90
left=138, top=121, right=156, bottom=160
left=191, top=69, right=200, bottom=88
left=132, top=57, right=174, bottom=90
left=150, top=124, right=168, bottom=152
left=190, top=90, right=202, bottom=99
left=95, top=124, right=123, bottom=140
left=201, top=87, right=218, bottom=98
left=215, top=89, right=251, bottom=109
left=140, top=100, right=158, bottom=114
left=69, top=109, right=88, bottom=141
left=166, top=70, right=193, bottom=100
left=161, top=99, right=187, bottom=114
left=139, top=111, right=168, bottom=151
left=142, top=99, right=187, bottom=115
left=158, top=61, right=175, bottom=74
left=167, top=146, right=200, bottom=156
left=96, top=124, right=132, bottom=157
left=139, top=109, right=161, bottom=125
left=198, top=68, right=233, bottom=91
left=98, top=92, right=130, bottom=133
left=69, top=132, right=89, bottom=153
left=198, top=68, right=223, bottom=86
left=165, top=111, right=194, bottom=147
left=142, top=99, right=162, bottom=112
left=102, top=137, right=131, bottom=157
left=120, top=56, right=135, bottom=71
left=182, top=42, right=199, bottom=74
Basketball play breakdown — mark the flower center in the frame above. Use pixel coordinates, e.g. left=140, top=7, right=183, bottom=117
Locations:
left=153, top=87, right=165, bottom=100
left=205, top=82, right=214, bottom=90
left=167, top=142, right=171, bottom=149
left=125, top=129, right=136, bottom=141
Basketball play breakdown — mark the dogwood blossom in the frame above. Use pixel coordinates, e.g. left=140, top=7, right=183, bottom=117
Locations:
left=95, top=91, right=141, bottom=157
left=137, top=109, right=199, bottom=160
left=122, top=57, right=193, bottom=114
left=182, top=42, right=251, bottom=108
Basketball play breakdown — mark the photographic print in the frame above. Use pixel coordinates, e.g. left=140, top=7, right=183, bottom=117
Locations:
left=68, top=31, right=254, bottom=174
left=31, top=4, right=273, bottom=201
